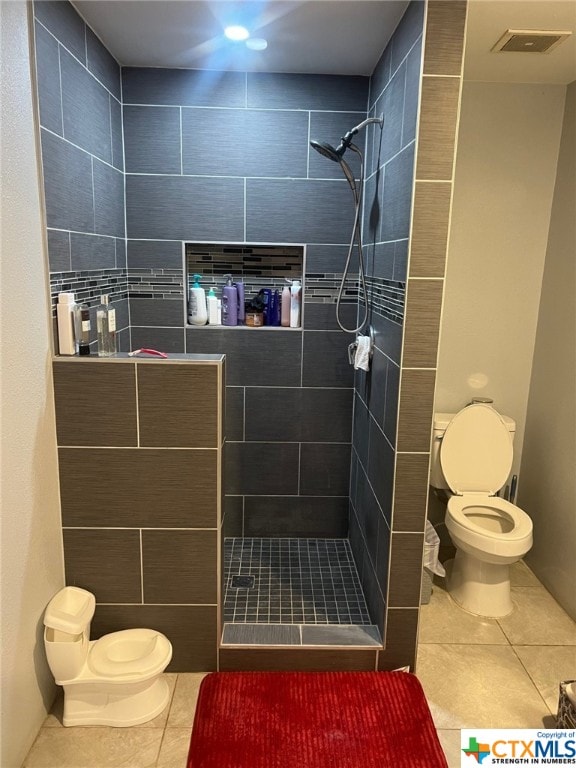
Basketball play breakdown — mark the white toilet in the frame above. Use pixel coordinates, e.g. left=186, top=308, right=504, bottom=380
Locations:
left=43, top=586, right=173, bottom=726
left=430, top=403, right=533, bottom=618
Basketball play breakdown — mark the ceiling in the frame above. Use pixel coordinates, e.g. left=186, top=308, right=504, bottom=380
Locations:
left=73, top=0, right=576, bottom=82
left=72, top=1, right=410, bottom=76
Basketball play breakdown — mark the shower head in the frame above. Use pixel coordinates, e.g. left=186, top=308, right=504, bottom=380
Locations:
left=309, top=140, right=342, bottom=163
left=310, top=116, right=383, bottom=162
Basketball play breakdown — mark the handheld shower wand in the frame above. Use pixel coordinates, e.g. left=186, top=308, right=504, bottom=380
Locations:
left=310, top=116, right=383, bottom=333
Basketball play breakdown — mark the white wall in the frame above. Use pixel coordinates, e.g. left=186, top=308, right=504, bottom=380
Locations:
left=520, top=81, right=576, bottom=620
left=435, top=81, right=566, bottom=478
left=0, top=3, right=65, bottom=765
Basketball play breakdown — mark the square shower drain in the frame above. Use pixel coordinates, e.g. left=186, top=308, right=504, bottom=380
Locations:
left=230, top=575, right=255, bottom=589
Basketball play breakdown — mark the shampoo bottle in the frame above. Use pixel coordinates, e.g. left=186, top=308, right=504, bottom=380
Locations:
left=290, top=279, right=301, bottom=328
left=222, top=275, right=238, bottom=326
left=281, top=283, right=291, bottom=327
left=96, top=294, right=117, bottom=357
left=207, top=287, right=220, bottom=325
left=57, top=292, right=77, bottom=355
left=235, top=281, right=245, bottom=323
left=188, top=274, right=208, bottom=326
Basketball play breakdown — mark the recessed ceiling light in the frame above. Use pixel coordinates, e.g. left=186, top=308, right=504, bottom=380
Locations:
left=224, top=25, right=250, bottom=42
left=246, top=38, right=268, bottom=51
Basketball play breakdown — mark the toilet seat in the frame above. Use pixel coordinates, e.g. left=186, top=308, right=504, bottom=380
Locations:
left=447, top=494, right=533, bottom=558
left=88, top=629, right=172, bottom=680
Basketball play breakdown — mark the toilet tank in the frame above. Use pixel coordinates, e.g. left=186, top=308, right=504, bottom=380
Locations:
left=44, top=587, right=96, bottom=682
left=430, top=411, right=516, bottom=490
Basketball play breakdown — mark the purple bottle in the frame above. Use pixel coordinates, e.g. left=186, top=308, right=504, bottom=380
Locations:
left=222, top=275, right=238, bottom=326
left=235, top=281, right=245, bottom=323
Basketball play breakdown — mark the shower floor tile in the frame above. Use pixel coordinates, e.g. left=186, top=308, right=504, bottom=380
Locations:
left=223, top=537, right=373, bottom=630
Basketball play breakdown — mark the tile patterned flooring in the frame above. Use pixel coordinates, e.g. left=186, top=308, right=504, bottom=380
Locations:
left=23, top=561, right=576, bottom=767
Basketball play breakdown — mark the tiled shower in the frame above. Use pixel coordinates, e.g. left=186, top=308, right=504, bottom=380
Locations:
left=33, top=0, right=468, bottom=671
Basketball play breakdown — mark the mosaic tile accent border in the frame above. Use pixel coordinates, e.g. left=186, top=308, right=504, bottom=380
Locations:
left=365, top=276, right=405, bottom=324
left=50, top=269, right=128, bottom=316
left=223, top=537, right=372, bottom=625
left=129, top=268, right=184, bottom=298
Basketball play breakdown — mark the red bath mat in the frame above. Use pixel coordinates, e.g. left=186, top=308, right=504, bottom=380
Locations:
left=186, top=671, right=447, bottom=768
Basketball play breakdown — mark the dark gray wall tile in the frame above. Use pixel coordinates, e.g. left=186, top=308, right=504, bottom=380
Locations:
left=91, top=605, right=217, bottom=671
left=402, top=40, right=422, bottom=146
left=375, top=62, right=405, bottom=167
left=225, top=387, right=244, bottom=441
left=360, top=561, right=386, bottom=634
left=245, top=387, right=352, bottom=443
left=305, top=244, right=352, bottom=273
left=303, top=303, right=357, bottom=332
left=131, top=326, right=185, bottom=353
left=380, top=142, right=415, bottom=242
left=225, top=442, right=299, bottom=495
left=126, top=176, right=244, bottom=241
left=60, top=48, right=112, bottom=164
left=53, top=361, right=137, bottom=446
left=41, top=129, right=94, bottom=232
left=423, top=0, right=467, bottom=76
left=222, top=496, right=243, bottom=537
left=375, top=517, right=391, bottom=595
left=47, top=229, right=71, bottom=271
left=59, top=448, right=217, bottom=528
left=367, top=418, right=394, bottom=523
left=129, top=298, right=184, bottom=327
left=182, top=108, right=308, bottom=178
left=115, top=237, right=127, bottom=269
left=302, top=331, right=354, bottom=388
left=86, top=26, right=120, bottom=98
left=365, top=346, right=388, bottom=430
left=128, top=240, right=184, bottom=269
left=122, top=67, right=245, bottom=107
left=110, top=96, right=124, bottom=171
left=243, top=496, right=348, bottom=537
left=34, top=22, right=63, bottom=135
left=371, top=241, right=395, bottom=280
left=308, top=112, right=363, bottom=181
left=393, top=453, right=430, bottom=532
left=393, top=239, right=409, bottom=282
left=300, top=443, right=351, bottom=496
left=124, top=106, right=181, bottom=174
left=34, top=1, right=86, bottom=64
left=247, top=72, right=368, bottom=112
left=383, top=360, right=400, bottom=446
left=142, top=530, right=217, bottom=604
left=63, top=529, right=141, bottom=603
left=185, top=329, right=301, bottom=386
left=390, top=1, right=425, bottom=73
left=93, top=159, right=125, bottom=237
left=372, top=313, right=402, bottom=365
left=246, top=179, right=354, bottom=244
left=370, top=41, right=392, bottom=110
left=70, top=232, right=116, bottom=270
left=137, top=363, right=219, bottom=448
left=352, top=394, right=370, bottom=470
left=388, top=533, right=424, bottom=606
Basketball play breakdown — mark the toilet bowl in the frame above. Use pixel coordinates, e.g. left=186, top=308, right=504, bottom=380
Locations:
left=44, top=587, right=172, bottom=726
left=431, top=404, right=533, bottom=618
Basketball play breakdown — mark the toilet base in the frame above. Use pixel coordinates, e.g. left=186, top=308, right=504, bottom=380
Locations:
left=445, top=551, right=514, bottom=618
left=62, top=675, right=170, bottom=727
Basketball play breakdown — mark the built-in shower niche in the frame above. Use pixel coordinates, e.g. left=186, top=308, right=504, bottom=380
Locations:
left=186, top=243, right=304, bottom=328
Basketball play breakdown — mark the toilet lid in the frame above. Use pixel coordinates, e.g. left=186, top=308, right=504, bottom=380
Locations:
left=440, top=404, right=513, bottom=494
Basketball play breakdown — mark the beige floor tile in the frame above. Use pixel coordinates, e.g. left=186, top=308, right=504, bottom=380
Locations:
left=41, top=674, right=178, bottom=729
left=514, top=645, right=576, bottom=713
left=419, top=585, right=508, bottom=645
left=23, top=727, right=163, bottom=767
left=156, top=728, right=193, bottom=768
left=497, top=587, right=576, bottom=645
left=416, top=643, right=552, bottom=729
left=510, top=560, right=541, bottom=587
left=166, top=673, right=208, bottom=728
left=436, top=730, right=462, bottom=768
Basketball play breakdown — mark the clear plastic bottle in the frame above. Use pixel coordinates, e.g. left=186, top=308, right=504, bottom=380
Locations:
left=96, top=294, right=117, bottom=357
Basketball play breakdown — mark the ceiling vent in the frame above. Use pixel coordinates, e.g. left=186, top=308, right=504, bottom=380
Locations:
left=492, top=29, right=572, bottom=54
